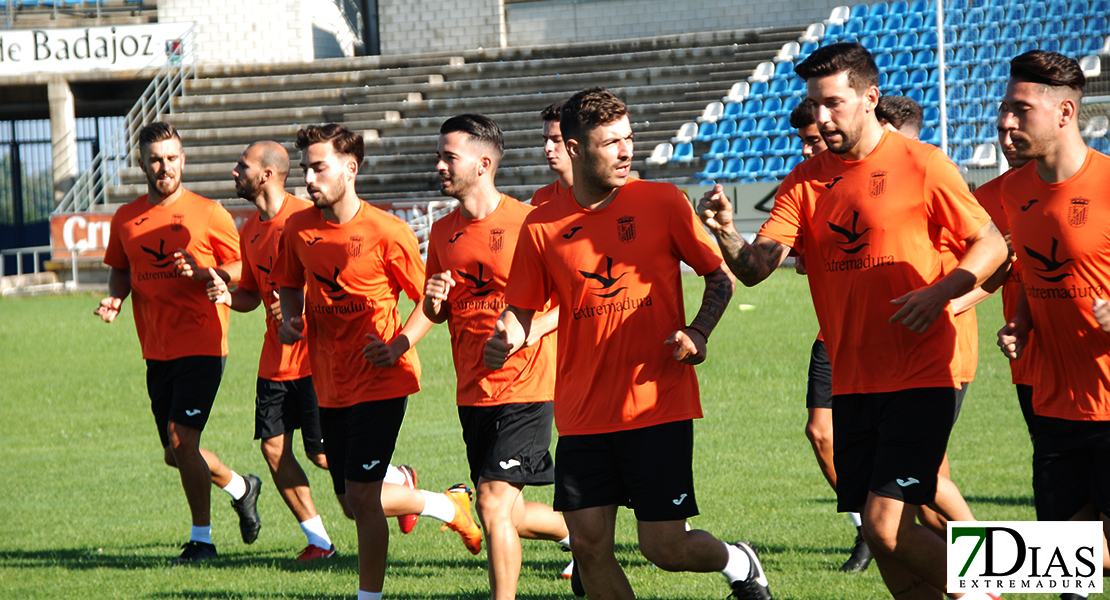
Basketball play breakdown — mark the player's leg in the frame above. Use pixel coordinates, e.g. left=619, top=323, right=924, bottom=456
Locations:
left=863, top=493, right=946, bottom=598
left=518, top=500, right=570, bottom=541
left=348, top=479, right=388, bottom=594
left=477, top=478, right=527, bottom=600
left=564, top=504, right=632, bottom=600
left=806, top=407, right=837, bottom=489
left=296, top=375, right=329, bottom=471
left=918, top=456, right=974, bottom=538
left=165, top=422, right=214, bottom=528
left=1015, top=384, right=1037, bottom=442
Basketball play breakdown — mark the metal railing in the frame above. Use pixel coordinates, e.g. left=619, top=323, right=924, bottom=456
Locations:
left=405, top=199, right=458, bottom=261
left=0, top=245, right=51, bottom=277
left=54, top=26, right=196, bottom=215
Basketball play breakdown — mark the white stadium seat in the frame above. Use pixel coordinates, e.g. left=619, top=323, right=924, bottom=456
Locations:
left=670, top=122, right=698, bottom=144
left=644, top=142, right=674, bottom=166
left=748, top=61, right=775, bottom=83
left=799, top=22, right=825, bottom=44
left=825, top=5, right=850, bottom=25
left=722, top=81, right=750, bottom=103
left=697, top=101, right=724, bottom=123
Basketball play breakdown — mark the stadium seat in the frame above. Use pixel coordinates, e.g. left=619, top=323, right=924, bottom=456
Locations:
left=890, top=0, right=908, bottom=15
left=947, top=104, right=964, bottom=123
left=697, top=101, right=724, bottom=123
left=893, top=51, right=914, bottom=69
left=973, top=45, right=996, bottom=64
left=748, top=81, right=769, bottom=99
left=671, top=123, right=697, bottom=144
left=702, top=139, right=729, bottom=161
left=773, top=117, right=791, bottom=134
left=964, top=9, right=985, bottom=28
left=826, top=4, right=851, bottom=24
left=1003, top=6, right=1024, bottom=23
left=907, top=88, right=925, bottom=104
left=966, top=82, right=988, bottom=102
left=1047, top=0, right=1067, bottom=19
left=952, top=145, right=975, bottom=165
left=1017, top=40, right=1038, bottom=55
left=1021, top=22, right=1043, bottom=41
left=990, top=62, right=1009, bottom=81
left=672, top=142, right=694, bottom=162
left=920, top=126, right=939, bottom=146
left=1043, top=21, right=1064, bottom=40
left=985, top=6, right=1004, bottom=23
left=979, top=26, right=1000, bottom=46
left=844, top=18, right=865, bottom=36
left=963, top=102, right=983, bottom=123
left=755, top=117, right=776, bottom=135
left=761, top=156, right=786, bottom=178
left=1081, top=36, right=1104, bottom=55
left=952, top=124, right=976, bottom=143
left=745, top=136, right=771, bottom=158
left=646, top=142, right=675, bottom=165
left=787, top=78, right=807, bottom=96
left=825, top=22, right=845, bottom=38
left=695, top=159, right=724, bottom=181
left=849, top=3, right=869, bottom=19
left=913, top=50, right=935, bottom=68
left=782, top=96, right=802, bottom=115
left=766, top=79, right=789, bottom=98
left=908, top=0, right=927, bottom=13
left=949, top=66, right=968, bottom=84
left=695, top=121, right=717, bottom=142
left=799, top=23, right=825, bottom=44
left=947, top=86, right=966, bottom=104
left=1040, top=39, right=1060, bottom=53
left=769, top=136, right=792, bottom=156
left=726, top=138, right=750, bottom=158
left=1067, top=0, right=1089, bottom=17
left=901, top=13, right=924, bottom=33
left=951, top=46, right=974, bottom=66
left=871, top=1, right=889, bottom=17
left=713, top=119, right=737, bottom=139
left=877, top=33, right=898, bottom=51
left=1081, top=55, right=1102, bottom=78
left=797, top=41, right=819, bottom=61
left=722, top=101, right=743, bottom=120
left=787, top=136, right=803, bottom=154
left=1085, top=18, right=1107, bottom=37
left=736, top=118, right=758, bottom=137
left=775, top=42, right=801, bottom=62
left=965, top=143, right=997, bottom=167
left=988, top=81, right=1006, bottom=97
left=741, top=157, right=764, bottom=179
left=1093, top=0, right=1110, bottom=17
left=957, top=27, right=980, bottom=48
left=1093, top=137, right=1110, bottom=153
left=861, top=35, right=880, bottom=50
left=722, top=82, right=750, bottom=103
left=884, top=15, right=904, bottom=32
left=749, top=62, right=775, bottom=83
left=885, top=70, right=909, bottom=91
left=774, top=61, right=794, bottom=78
left=875, top=52, right=894, bottom=69
left=976, top=123, right=994, bottom=143
left=999, top=24, right=1021, bottom=44
left=764, top=97, right=784, bottom=117
left=719, top=158, right=743, bottom=181
left=908, top=68, right=929, bottom=89
left=898, top=32, right=918, bottom=50
left=922, top=87, right=940, bottom=107
left=923, top=106, right=939, bottom=127
left=863, top=15, right=884, bottom=34
left=1063, top=19, right=1086, bottom=40
left=1026, top=2, right=1047, bottom=21
left=1062, top=38, right=1083, bottom=57
left=783, top=155, right=805, bottom=174
left=915, top=31, right=936, bottom=51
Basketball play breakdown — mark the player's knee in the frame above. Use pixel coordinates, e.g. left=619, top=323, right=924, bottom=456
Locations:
left=805, top=420, right=831, bottom=448
left=308, top=452, right=328, bottom=470
left=861, top=518, right=900, bottom=556
left=475, top=492, right=511, bottom=525
left=162, top=446, right=177, bottom=467
left=259, top=438, right=284, bottom=467
left=568, top=533, right=607, bottom=561
left=640, top=541, right=687, bottom=572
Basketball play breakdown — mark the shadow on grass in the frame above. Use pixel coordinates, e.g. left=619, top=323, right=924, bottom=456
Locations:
left=150, top=594, right=569, bottom=600
left=964, top=495, right=1034, bottom=507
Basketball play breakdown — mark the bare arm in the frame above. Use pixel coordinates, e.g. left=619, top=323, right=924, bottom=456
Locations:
left=94, top=267, right=132, bottom=323
left=696, top=185, right=789, bottom=286
left=278, top=286, right=306, bottom=344
left=206, top=267, right=263, bottom=312
left=363, top=301, right=435, bottom=367
left=665, top=266, right=734, bottom=365
left=173, top=250, right=242, bottom=285
left=998, top=287, right=1032, bottom=359
left=485, top=305, right=537, bottom=370
left=422, top=271, right=454, bottom=324
left=521, top=305, right=559, bottom=349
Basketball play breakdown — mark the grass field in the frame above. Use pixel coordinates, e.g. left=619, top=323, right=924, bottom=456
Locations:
left=0, top=269, right=1052, bottom=599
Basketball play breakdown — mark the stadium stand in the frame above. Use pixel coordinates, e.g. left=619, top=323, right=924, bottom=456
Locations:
left=2, top=0, right=157, bottom=29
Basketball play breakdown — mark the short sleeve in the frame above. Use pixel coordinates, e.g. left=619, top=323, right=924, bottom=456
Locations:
left=757, top=173, right=805, bottom=249
left=208, top=206, right=241, bottom=265
left=925, top=152, right=991, bottom=241
left=505, top=221, right=553, bottom=311
left=425, top=226, right=442, bottom=278
left=237, top=228, right=259, bottom=292
left=669, top=190, right=723, bottom=276
left=273, top=226, right=306, bottom=288
left=386, top=222, right=426, bottom=302
left=103, top=210, right=130, bottom=270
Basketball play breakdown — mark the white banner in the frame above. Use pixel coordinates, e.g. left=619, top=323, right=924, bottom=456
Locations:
left=0, top=22, right=193, bottom=75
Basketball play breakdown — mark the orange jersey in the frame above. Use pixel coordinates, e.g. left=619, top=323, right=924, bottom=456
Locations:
left=759, top=131, right=991, bottom=395
left=530, top=180, right=572, bottom=208
left=974, top=173, right=1039, bottom=386
left=1001, top=149, right=1110, bottom=421
left=506, top=179, right=723, bottom=436
left=426, top=195, right=556, bottom=407
left=272, top=202, right=425, bottom=408
left=238, top=194, right=312, bottom=381
left=937, top=234, right=977, bottom=384
left=104, top=190, right=240, bottom=360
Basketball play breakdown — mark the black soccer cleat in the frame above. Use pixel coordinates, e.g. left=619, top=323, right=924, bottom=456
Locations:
left=727, top=541, right=773, bottom=600
left=839, top=529, right=873, bottom=573
left=1060, top=595, right=1086, bottom=600
left=231, top=473, right=262, bottom=544
left=170, top=540, right=218, bottom=565
left=569, top=557, right=585, bottom=597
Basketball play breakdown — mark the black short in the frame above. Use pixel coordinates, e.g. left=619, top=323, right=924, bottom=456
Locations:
left=554, top=420, right=698, bottom=522
left=1016, top=384, right=1037, bottom=440
left=146, top=356, right=225, bottom=447
left=832, top=387, right=957, bottom=512
left=1032, top=416, right=1110, bottom=521
left=459, top=401, right=555, bottom=487
left=255, top=376, right=324, bottom=456
left=319, top=397, right=407, bottom=496
left=805, top=339, right=833, bottom=410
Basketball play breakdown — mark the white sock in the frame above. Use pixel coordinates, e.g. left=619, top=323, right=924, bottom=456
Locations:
left=419, top=489, right=456, bottom=522
left=357, top=591, right=382, bottom=600
left=382, top=464, right=405, bottom=486
left=557, top=535, right=571, bottom=549
left=849, top=512, right=862, bottom=528
left=720, top=542, right=751, bottom=583
left=222, top=472, right=247, bottom=500
left=299, top=515, right=332, bottom=549
left=190, top=525, right=212, bottom=545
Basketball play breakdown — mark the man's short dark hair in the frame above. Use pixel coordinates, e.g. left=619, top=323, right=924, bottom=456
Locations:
left=560, top=87, right=628, bottom=143
left=440, top=114, right=505, bottom=162
left=138, top=121, right=181, bottom=149
left=295, top=123, right=364, bottom=167
left=875, top=95, right=924, bottom=133
left=795, top=42, right=880, bottom=93
left=789, top=98, right=817, bottom=130
left=1010, top=50, right=1086, bottom=96
left=541, top=99, right=566, bottom=123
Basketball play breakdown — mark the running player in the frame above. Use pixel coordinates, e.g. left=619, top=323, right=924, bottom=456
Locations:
left=487, top=87, right=771, bottom=600
left=699, top=43, right=1007, bottom=599
left=95, top=121, right=261, bottom=565
left=996, top=50, right=1110, bottom=580
left=272, top=124, right=480, bottom=600
left=530, top=99, right=573, bottom=207
left=424, top=114, right=571, bottom=599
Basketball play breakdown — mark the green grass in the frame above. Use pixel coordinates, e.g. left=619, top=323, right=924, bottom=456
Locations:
left=0, top=270, right=1050, bottom=599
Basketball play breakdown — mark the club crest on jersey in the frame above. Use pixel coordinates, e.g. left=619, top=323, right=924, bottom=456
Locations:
left=868, top=171, right=887, bottom=198
left=170, top=214, right=185, bottom=232
left=489, top=228, right=505, bottom=253
left=347, top=236, right=363, bottom=258
left=1069, top=198, right=1089, bottom=228
left=617, top=215, right=636, bottom=243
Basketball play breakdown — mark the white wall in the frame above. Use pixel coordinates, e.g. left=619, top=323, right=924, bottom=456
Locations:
left=379, top=0, right=503, bottom=55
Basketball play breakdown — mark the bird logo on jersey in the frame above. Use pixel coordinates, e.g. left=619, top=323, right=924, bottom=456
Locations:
left=140, top=239, right=175, bottom=268
left=1068, top=198, right=1090, bottom=228
left=617, top=216, right=636, bottom=243
left=579, top=256, right=628, bottom=298
left=828, top=211, right=871, bottom=255
left=458, top=263, right=495, bottom=297
left=170, top=214, right=185, bottom=232
left=257, top=256, right=273, bottom=276
left=1025, top=237, right=1073, bottom=283
left=313, top=267, right=350, bottom=301
left=489, top=229, right=505, bottom=253
left=348, top=236, right=363, bottom=258
left=868, top=171, right=887, bottom=198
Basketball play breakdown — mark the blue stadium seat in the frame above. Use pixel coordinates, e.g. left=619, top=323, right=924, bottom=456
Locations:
left=741, top=157, right=764, bottom=178
left=949, top=66, right=968, bottom=84
left=748, top=81, right=769, bottom=99
left=741, top=99, right=763, bottom=118
left=798, top=41, right=818, bottom=60
left=907, top=87, right=925, bottom=104
left=764, top=97, right=784, bottom=117
left=703, top=139, right=730, bottom=160
left=1026, top=2, right=1047, bottom=21
left=1092, top=137, right=1110, bottom=154
left=736, top=118, right=758, bottom=137
left=1081, top=36, right=1104, bottom=55
left=844, top=18, right=866, bottom=37
left=783, top=155, right=805, bottom=174
left=979, top=25, right=1000, bottom=45
left=787, top=137, right=803, bottom=154
left=947, top=104, right=964, bottom=123
left=901, top=13, right=924, bottom=33
left=951, top=46, right=974, bottom=66
left=781, top=96, right=801, bottom=117
left=1061, top=37, right=1082, bottom=56
left=713, top=119, right=737, bottom=139
left=999, top=24, right=1021, bottom=44
left=898, top=32, right=918, bottom=50
left=923, top=106, right=940, bottom=127
left=922, top=87, right=940, bottom=107
left=850, top=3, right=869, bottom=19
left=1043, top=21, right=1064, bottom=39
left=913, top=50, right=936, bottom=68
left=908, top=0, right=927, bottom=13
left=949, top=0, right=968, bottom=11
left=1047, top=0, right=1067, bottom=19
left=672, top=142, right=693, bottom=162
left=863, top=15, right=884, bottom=34
left=958, top=27, right=980, bottom=47
left=769, top=136, right=792, bottom=156
left=952, top=124, right=976, bottom=143
left=1003, top=5, right=1024, bottom=22
left=952, top=145, right=975, bottom=165
left=726, top=138, right=749, bottom=158
left=991, top=62, right=1009, bottom=81
left=915, top=31, right=937, bottom=51
left=721, top=158, right=744, bottom=181
left=722, top=102, right=742, bottom=120
left=976, top=124, right=995, bottom=143
left=963, top=102, right=983, bottom=123
left=766, top=79, right=789, bottom=97
left=745, top=136, right=771, bottom=158
left=695, top=121, right=717, bottom=142
left=878, top=33, right=898, bottom=51
left=825, top=22, right=845, bottom=38
left=695, top=159, right=724, bottom=181
left=1022, top=23, right=1044, bottom=43
left=787, top=78, right=807, bottom=96
left=1085, top=17, right=1107, bottom=36
left=970, top=64, right=991, bottom=81
left=885, top=15, right=904, bottom=32
left=861, top=35, right=880, bottom=51
left=988, top=81, right=1006, bottom=97
left=884, top=70, right=909, bottom=92
left=875, top=52, right=894, bottom=69
left=907, top=68, right=929, bottom=89
left=1040, top=38, right=1060, bottom=52
left=890, top=0, right=908, bottom=15
left=1063, top=19, right=1086, bottom=39
left=893, top=51, right=914, bottom=69
left=774, top=61, right=794, bottom=78
left=1067, top=0, right=1089, bottom=17
left=920, top=126, right=938, bottom=146
left=1093, top=0, right=1110, bottom=16
left=1017, top=40, right=1039, bottom=55
left=759, top=156, right=786, bottom=178
left=985, top=6, right=1004, bottom=23
left=973, top=45, right=996, bottom=64
left=947, top=86, right=966, bottom=104
left=871, top=1, right=889, bottom=17
left=774, top=117, right=792, bottom=134
left=997, top=42, right=1018, bottom=62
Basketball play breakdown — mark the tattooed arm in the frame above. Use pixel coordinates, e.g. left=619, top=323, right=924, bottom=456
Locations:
left=666, top=266, right=734, bottom=366
left=696, top=185, right=790, bottom=287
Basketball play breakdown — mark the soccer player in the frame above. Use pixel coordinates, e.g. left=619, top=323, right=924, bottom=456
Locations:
left=95, top=121, right=261, bottom=565
left=487, top=87, right=771, bottom=600
left=996, top=50, right=1110, bottom=578
left=699, top=43, right=1007, bottom=599
left=874, top=95, right=924, bottom=139
left=272, top=123, right=480, bottom=600
left=424, top=114, right=571, bottom=600
left=531, top=99, right=573, bottom=207
left=790, top=98, right=828, bottom=160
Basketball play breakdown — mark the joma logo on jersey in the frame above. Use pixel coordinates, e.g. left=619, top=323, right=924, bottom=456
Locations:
left=828, top=211, right=871, bottom=254
left=170, top=214, right=185, bottom=232
left=347, top=236, right=363, bottom=258
left=1025, top=237, right=1073, bottom=283
left=489, top=229, right=505, bottom=253
left=1069, top=198, right=1090, bottom=228
left=617, top=216, right=636, bottom=243
left=868, top=171, right=887, bottom=197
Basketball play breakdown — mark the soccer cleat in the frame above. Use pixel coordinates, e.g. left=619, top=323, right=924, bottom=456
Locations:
left=231, top=473, right=263, bottom=544
left=839, top=530, right=873, bottom=572
left=170, top=540, right=218, bottom=565
left=727, top=541, right=772, bottom=600
left=569, top=558, right=585, bottom=597
left=1060, top=595, right=1083, bottom=600
left=396, top=465, right=419, bottom=534
left=442, top=483, right=483, bottom=555
left=296, top=543, right=337, bottom=562
left=561, top=558, right=574, bottom=579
